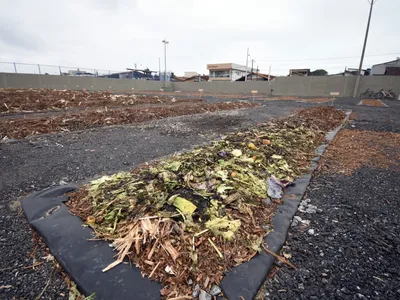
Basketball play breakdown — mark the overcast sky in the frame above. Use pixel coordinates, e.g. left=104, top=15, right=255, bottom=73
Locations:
left=0, top=0, right=399, bottom=76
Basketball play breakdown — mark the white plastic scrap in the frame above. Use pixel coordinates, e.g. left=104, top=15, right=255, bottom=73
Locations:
left=267, top=175, right=284, bottom=199
left=164, top=265, right=176, bottom=275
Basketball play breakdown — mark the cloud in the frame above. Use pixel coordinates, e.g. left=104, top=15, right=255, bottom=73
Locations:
left=0, top=22, right=43, bottom=51
left=0, top=0, right=398, bottom=75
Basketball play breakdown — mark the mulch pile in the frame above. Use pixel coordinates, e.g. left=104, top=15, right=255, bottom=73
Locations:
left=279, top=106, right=346, bottom=132
left=67, top=107, right=346, bottom=299
left=0, top=102, right=258, bottom=139
left=359, top=99, right=386, bottom=107
left=320, top=129, right=400, bottom=175
left=0, top=89, right=202, bottom=113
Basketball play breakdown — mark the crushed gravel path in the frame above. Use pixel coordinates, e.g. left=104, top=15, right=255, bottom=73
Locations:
left=260, top=99, right=400, bottom=300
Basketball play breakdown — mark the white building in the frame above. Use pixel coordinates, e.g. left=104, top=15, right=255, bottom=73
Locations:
left=207, top=63, right=249, bottom=82
left=371, top=58, right=400, bottom=76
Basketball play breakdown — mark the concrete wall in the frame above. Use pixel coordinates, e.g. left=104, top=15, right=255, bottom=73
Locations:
left=174, top=76, right=400, bottom=97
left=0, top=73, right=168, bottom=91
left=1, top=72, right=399, bottom=97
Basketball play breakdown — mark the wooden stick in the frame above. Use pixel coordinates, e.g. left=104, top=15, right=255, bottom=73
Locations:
left=262, top=244, right=297, bottom=270
left=149, top=261, right=161, bottom=278
left=208, top=238, right=223, bottom=259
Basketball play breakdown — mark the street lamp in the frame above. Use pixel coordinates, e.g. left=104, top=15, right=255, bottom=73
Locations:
left=353, top=0, right=377, bottom=97
left=162, top=38, right=169, bottom=86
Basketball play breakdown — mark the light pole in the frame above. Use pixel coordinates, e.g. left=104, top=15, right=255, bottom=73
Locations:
left=162, top=38, right=169, bottom=86
left=251, top=59, right=255, bottom=81
left=353, top=0, right=377, bottom=98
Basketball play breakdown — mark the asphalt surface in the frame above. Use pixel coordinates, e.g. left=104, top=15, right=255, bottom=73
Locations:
left=1, top=96, right=398, bottom=299
left=260, top=100, right=400, bottom=300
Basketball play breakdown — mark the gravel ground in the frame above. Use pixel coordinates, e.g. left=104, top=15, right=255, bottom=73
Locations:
left=259, top=99, right=400, bottom=300
left=0, top=102, right=300, bottom=299
left=1, top=97, right=398, bottom=299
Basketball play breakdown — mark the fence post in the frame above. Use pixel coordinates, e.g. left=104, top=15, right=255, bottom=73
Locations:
left=38, top=64, right=41, bottom=75
left=59, top=66, right=62, bottom=75
left=13, top=63, right=17, bottom=73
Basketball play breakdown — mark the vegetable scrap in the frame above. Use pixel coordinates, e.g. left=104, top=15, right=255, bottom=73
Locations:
left=67, top=107, right=346, bottom=298
left=0, top=101, right=258, bottom=139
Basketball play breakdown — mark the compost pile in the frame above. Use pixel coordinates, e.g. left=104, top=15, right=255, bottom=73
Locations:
left=68, top=107, right=345, bottom=298
left=0, top=88, right=202, bottom=113
left=0, top=102, right=257, bottom=139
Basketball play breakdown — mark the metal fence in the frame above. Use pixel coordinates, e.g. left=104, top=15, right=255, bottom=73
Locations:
left=0, top=62, right=141, bottom=78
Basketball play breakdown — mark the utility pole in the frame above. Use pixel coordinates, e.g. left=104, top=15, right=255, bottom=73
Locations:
left=158, top=57, right=161, bottom=80
left=245, top=48, right=249, bottom=81
left=268, top=65, right=272, bottom=81
left=353, top=0, right=376, bottom=97
left=251, top=59, right=255, bottom=81
left=162, top=38, right=169, bottom=86
left=38, top=64, right=41, bottom=75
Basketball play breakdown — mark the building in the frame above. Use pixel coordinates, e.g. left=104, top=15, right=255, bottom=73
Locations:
left=184, top=72, right=200, bottom=77
left=330, top=68, right=368, bottom=76
left=371, top=58, right=400, bottom=76
left=207, top=63, right=249, bottom=82
left=236, top=72, right=275, bottom=81
left=98, top=69, right=159, bottom=80
left=172, top=74, right=209, bottom=82
left=289, top=69, right=310, bottom=76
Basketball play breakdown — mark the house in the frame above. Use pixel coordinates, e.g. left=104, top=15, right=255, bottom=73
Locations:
left=236, top=72, right=275, bottom=81
left=371, top=58, right=400, bottom=76
left=330, top=68, right=368, bottom=76
left=207, top=63, right=249, bottom=82
left=289, top=69, right=310, bottom=76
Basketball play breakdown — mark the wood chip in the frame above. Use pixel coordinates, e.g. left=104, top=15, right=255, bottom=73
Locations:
left=163, top=240, right=180, bottom=261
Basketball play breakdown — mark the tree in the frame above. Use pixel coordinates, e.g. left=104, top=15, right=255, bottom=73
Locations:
left=310, top=69, right=328, bottom=76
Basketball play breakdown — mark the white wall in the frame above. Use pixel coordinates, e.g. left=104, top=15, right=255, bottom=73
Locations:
left=371, top=59, right=400, bottom=75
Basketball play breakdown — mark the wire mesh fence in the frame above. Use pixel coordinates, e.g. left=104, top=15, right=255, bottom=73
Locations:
left=0, top=62, right=168, bottom=81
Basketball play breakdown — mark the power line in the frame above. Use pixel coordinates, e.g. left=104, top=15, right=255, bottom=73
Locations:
left=256, top=52, right=400, bottom=62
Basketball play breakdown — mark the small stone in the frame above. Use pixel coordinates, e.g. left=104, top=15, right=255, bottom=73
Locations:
left=298, top=283, right=304, bottom=290
left=210, top=285, right=222, bottom=296
left=340, top=287, right=351, bottom=295
left=199, top=289, right=212, bottom=300
left=308, top=229, right=315, bottom=235
left=192, top=284, right=200, bottom=298
left=322, top=278, right=328, bottom=284
left=59, top=180, right=68, bottom=185
left=264, top=198, right=272, bottom=205
left=187, top=279, right=193, bottom=285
